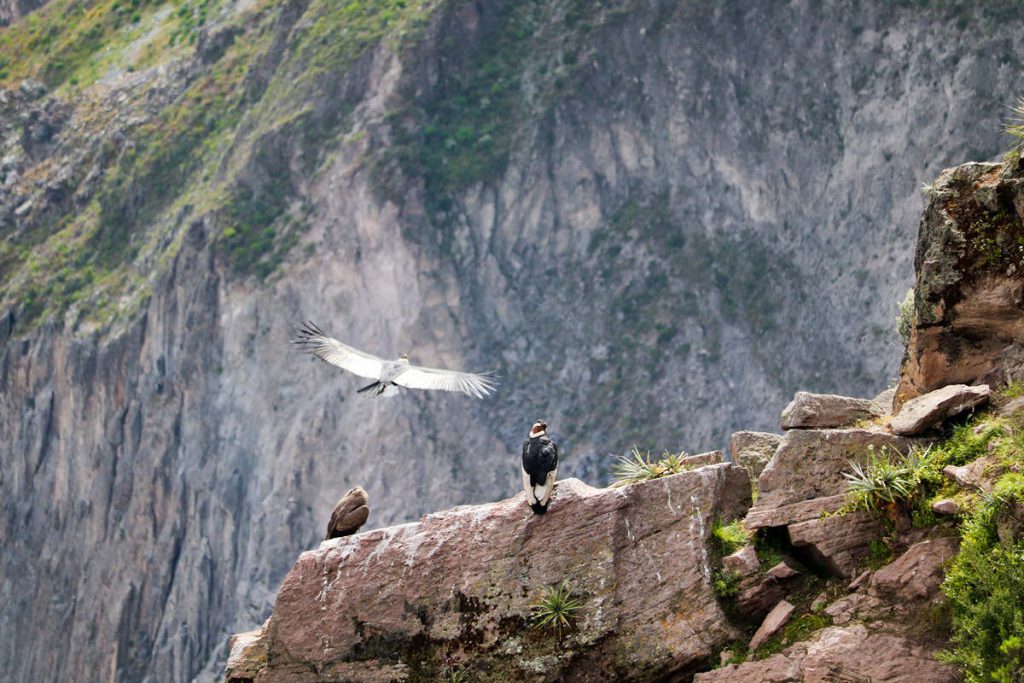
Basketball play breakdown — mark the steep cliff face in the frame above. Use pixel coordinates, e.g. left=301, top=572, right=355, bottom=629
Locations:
left=2, top=0, right=1024, bottom=680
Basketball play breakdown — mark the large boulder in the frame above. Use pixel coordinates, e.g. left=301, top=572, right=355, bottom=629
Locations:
left=897, top=160, right=1024, bottom=404
left=225, top=469, right=751, bottom=682
left=890, top=383, right=991, bottom=436
left=779, top=392, right=884, bottom=430
left=746, top=428, right=918, bottom=528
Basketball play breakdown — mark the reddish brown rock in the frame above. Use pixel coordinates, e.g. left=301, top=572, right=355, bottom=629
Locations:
left=943, top=454, right=1004, bottom=492
left=225, top=469, right=751, bottom=682
left=744, top=494, right=845, bottom=530
left=868, top=537, right=960, bottom=604
left=225, top=629, right=266, bottom=682
left=932, top=498, right=962, bottom=516
left=890, top=383, right=991, bottom=436
left=748, top=428, right=918, bottom=525
left=848, top=569, right=872, bottom=591
left=999, top=395, right=1024, bottom=418
left=766, top=561, right=800, bottom=581
left=694, top=624, right=960, bottom=682
left=787, top=511, right=884, bottom=578
left=780, top=392, right=884, bottom=430
left=873, top=386, right=897, bottom=415
left=897, top=161, right=1024, bottom=405
left=748, top=600, right=795, bottom=650
left=735, top=575, right=789, bottom=621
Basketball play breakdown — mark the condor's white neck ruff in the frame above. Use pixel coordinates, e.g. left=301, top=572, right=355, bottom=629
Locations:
left=529, top=429, right=547, bottom=438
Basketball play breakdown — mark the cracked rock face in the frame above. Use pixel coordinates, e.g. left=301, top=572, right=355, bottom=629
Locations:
left=226, top=469, right=751, bottom=682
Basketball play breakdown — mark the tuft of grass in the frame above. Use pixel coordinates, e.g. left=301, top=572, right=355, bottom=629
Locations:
left=531, top=580, right=584, bottom=638
left=610, top=446, right=689, bottom=486
left=441, top=667, right=468, bottom=683
left=711, top=519, right=751, bottom=556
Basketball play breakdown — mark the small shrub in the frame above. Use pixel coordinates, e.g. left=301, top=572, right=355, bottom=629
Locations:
left=942, top=473, right=1024, bottom=681
left=712, top=569, right=740, bottom=599
left=531, top=580, right=584, bottom=638
left=610, top=446, right=688, bottom=486
left=867, top=537, right=894, bottom=569
left=711, top=519, right=751, bottom=556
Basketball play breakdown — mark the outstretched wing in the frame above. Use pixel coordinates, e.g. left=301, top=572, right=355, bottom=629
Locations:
left=293, top=321, right=385, bottom=379
left=393, top=363, right=498, bottom=399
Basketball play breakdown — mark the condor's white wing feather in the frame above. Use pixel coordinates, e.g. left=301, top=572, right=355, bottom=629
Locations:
left=394, top=364, right=497, bottom=399
left=293, top=322, right=385, bottom=379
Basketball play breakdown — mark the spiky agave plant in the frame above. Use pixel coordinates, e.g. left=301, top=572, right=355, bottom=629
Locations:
left=531, top=580, right=584, bottom=638
left=610, top=446, right=688, bottom=486
left=842, top=446, right=916, bottom=512
left=1007, top=96, right=1024, bottom=151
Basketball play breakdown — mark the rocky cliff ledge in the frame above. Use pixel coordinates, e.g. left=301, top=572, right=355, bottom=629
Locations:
left=226, top=467, right=751, bottom=682
left=226, top=387, right=980, bottom=683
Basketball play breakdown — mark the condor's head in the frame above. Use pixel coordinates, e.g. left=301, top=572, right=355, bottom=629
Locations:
left=529, top=420, right=548, bottom=438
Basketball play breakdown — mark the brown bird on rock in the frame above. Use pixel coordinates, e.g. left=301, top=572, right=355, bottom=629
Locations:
left=325, top=486, right=370, bottom=539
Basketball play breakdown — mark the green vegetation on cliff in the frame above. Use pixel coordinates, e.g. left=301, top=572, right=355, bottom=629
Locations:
left=837, top=384, right=1024, bottom=681
left=0, top=0, right=445, bottom=333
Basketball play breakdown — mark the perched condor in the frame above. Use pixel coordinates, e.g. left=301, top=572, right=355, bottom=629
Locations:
left=325, top=486, right=370, bottom=539
left=521, top=420, right=559, bottom=514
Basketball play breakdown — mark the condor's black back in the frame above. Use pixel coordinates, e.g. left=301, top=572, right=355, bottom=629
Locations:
left=522, top=436, right=558, bottom=487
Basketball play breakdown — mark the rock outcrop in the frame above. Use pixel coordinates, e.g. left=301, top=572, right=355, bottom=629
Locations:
left=227, top=468, right=751, bottom=682
left=694, top=624, right=959, bottom=683
left=897, top=159, right=1024, bottom=404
